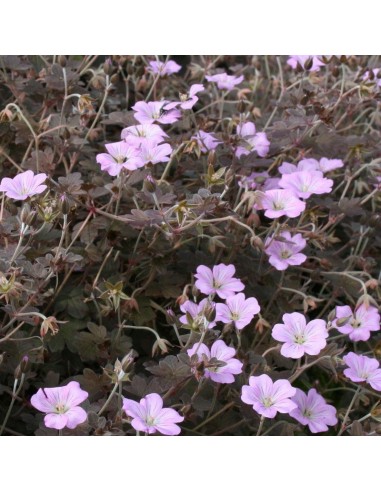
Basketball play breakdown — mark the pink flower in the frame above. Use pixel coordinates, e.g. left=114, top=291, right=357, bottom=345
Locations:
left=132, top=101, right=181, bottom=125
left=30, top=381, right=88, bottom=430
left=123, top=393, right=184, bottom=435
left=238, top=171, right=270, bottom=191
left=187, top=340, right=243, bottom=384
left=149, top=60, right=181, bottom=76
left=206, top=72, right=244, bottom=91
left=343, top=352, right=381, bottom=391
left=121, top=124, right=168, bottom=147
left=289, top=388, right=338, bottom=433
left=272, top=312, right=328, bottom=359
left=192, top=130, right=222, bottom=153
left=241, top=374, right=297, bottom=418
left=287, top=56, right=325, bottom=72
left=96, top=141, right=142, bottom=176
left=0, top=170, right=47, bottom=200
left=235, top=122, right=270, bottom=158
left=179, top=298, right=217, bottom=329
left=179, top=84, right=204, bottom=110
left=259, top=189, right=306, bottom=219
left=333, top=304, right=380, bottom=342
left=362, top=68, right=381, bottom=87
left=279, top=170, right=333, bottom=199
left=194, top=264, right=244, bottom=299
left=135, top=142, right=172, bottom=166
left=279, top=158, right=343, bottom=174
left=265, top=231, right=307, bottom=271
left=216, top=293, right=260, bottom=330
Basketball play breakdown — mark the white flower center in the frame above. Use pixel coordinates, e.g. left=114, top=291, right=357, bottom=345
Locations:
left=294, top=334, right=306, bottom=344
left=262, top=397, right=273, bottom=408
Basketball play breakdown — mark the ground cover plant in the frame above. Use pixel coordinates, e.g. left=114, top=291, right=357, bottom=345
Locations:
left=0, top=54, right=381, bottom=436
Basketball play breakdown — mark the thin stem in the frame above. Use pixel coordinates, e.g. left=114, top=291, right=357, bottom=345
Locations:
left=338, top=386, right=362, bottom=436
left=256, top=416, right=265, bottom=436
left=98, top=382, right=119, bottom=416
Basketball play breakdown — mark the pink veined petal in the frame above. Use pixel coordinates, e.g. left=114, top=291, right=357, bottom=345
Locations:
left=123, top=398, right=147, bottom=420
left=156, top=407, right=184, bottom=425
left=272, top=379, right=296, bottom=401
left=241, top=385, right=256, bottom=405
left=60, top=381, right=89, bottom=407
left=367, top=370, right=381, bottom=391
left=130, top=418, right=151, bottom=433
left=281, top=342, right=306, bottom=359
left=141, top=393, right=163, bottom=418
left=153, top=423, right=182, bottom=435
left=210, top=340, right=236, bottom=361
left=215, top=303, right=232, bottom=323
left=187, top=342, right=210, bottom=359
left=209, top=372, right=235, bottom=384
left=31, top=389, right=55, bottom=413
left=44, top=413, right=68, bottom=430
left=272, top=323, right=293, bottom=343
left=64, top=407, right=88, bottom=429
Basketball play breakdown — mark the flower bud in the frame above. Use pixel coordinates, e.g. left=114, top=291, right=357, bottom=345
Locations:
left=14, top=355, right=30, bottom=379
left=165, top=308, right=177, bottom=325
left=20, top=203, right=37, bottom=226
left=207, top=150, right=217, bottom=167
left=303, top=57, right=313, bottom=71
left=143, top=174, right=157, bottom=193
left=103, top=58, right=114, bottom=76
left=58, top=55, right=67, bottom=67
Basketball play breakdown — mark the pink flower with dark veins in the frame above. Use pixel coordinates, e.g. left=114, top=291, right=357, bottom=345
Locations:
left=216, top=293, right=260, bottom=330
left=272, top=312, right=328, bottom=359
left=194, top=264, right=244, bottom=299
left=287, top=55, right=325, bottom=72
left=205, top=72, right=244, bottom=90
left=290, top=388, right=338, bottom=433
left=343, top=352, right=381, bottom=391
left=279, top=170, right=333, bottom=199
left=187, top=340, right=243, bottom=384
left=241, top=374, right=297, bottom=418
left=265, top=231, right=307, bottom=271
left=192, top=130, right=222, bottom=153
left=149, top=60, right=181, bottom=76
left=96, top=141, right=142, bottom=176
left=132, top=101, right=181, bottom=125
left=30, top=381, right=88, bottom=430
left=123, top=393, right=184, bottom=435
left=259, top=189, right=306, bottom=219
left=0, top=170, right=47, bottom=200
left=121, top=124, right=168, bottom=147
left=135, top=142, right=172, bottom=166
left=332, top=304, right=380, bottom=342
left=235, top=122, right=270, bottom=158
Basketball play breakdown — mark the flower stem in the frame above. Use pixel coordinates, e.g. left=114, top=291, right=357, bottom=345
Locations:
left=338, top=386, right=362, bottom=436
left=98, top=382, right=119, bottom=416
left=256, top=416, right=265, bottom=436
left=0, top=374, right=25, bottom=436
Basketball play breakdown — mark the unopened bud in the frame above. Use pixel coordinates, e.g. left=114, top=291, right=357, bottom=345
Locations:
left=103, top=58, right=114, bottom=76
left=203, top=301, right=216, bottom=322
left=20, top=203, right=37, bottom=226
left=165, top=308, right=177, bottom=325
left=207, top=150, right=217, bottom=167
left=335, top=316, right=351, bottom=327
left=14, top=355, right=30, bottom=379
left=304, top=57, right=313, bottom=71
left=58, top=193, right=71, bottom=215
left=58, top=55, right=67, bottom=68
left=110, top=73, right=120, bottom=85
left=143, top=174, right=157, bottom=193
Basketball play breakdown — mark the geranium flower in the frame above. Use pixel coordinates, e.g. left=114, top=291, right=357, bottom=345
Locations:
left=279, top=158, right=344, bottom=174
left=96, top=141, right=142, bottom=176
left=135, top=142, right=172, bottom=166
left=235, top=122, right=270, bottom=158
left=148, top=60, right=181, bottom=76
left=121, top=124, right=168, bottom=147
left=265, top=231, right=307, bottom=271
left=241, top=374, right=297, bottom=418
left=206, top=72, right=244, bottom=90
left=187, top=340, right=243, bottom=383
left=122, top=393, right=184, bottom=435
left=279, top=170, right=333, bottom=199
left=259, top=189, right=306, bottom=219
left=179, top=298, right=217, bottom=329
left=362, top=68, right=381, bottom=87
left=0, top=170, right=47, bottom=200
left=30, top=381, right=88, bottom=430
left=272, top=312, right=328, bottom=359
left=216, top=293, right=260, bottom=330
left=287, top=55, right=325, bottom=72
left=343, top=352, right=381, bottom=390
left=132, top=101, right=181, bottom=125
left=178, top=84, right=204, bottom=110
left=194, top=264, right=244, bottom=299
left=333, top=304, right=380, bottom=342
left=290, top=388, right=338, bottom=433
left=192, top=130, right=222, bottom=153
